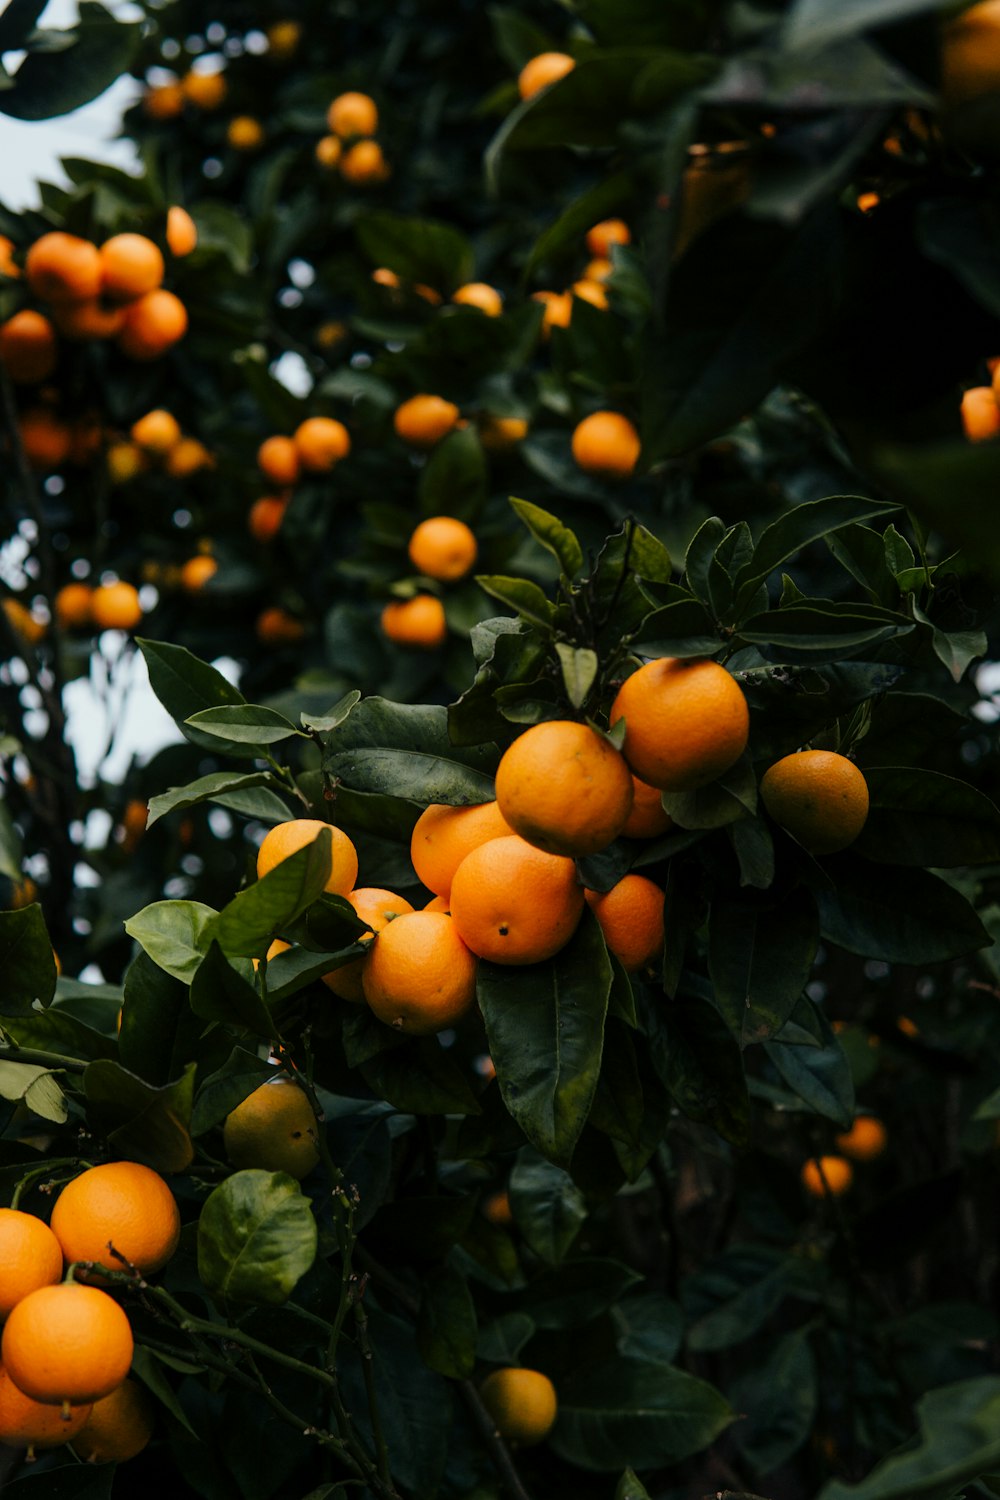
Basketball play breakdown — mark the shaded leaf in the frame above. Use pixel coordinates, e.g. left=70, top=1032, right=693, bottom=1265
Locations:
left=197, top=1170, right=317, bottom=1306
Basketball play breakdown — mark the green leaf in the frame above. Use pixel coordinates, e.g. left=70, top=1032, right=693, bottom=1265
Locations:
left=526, top=170, right=636, bottom=277
left=763, top=1009, right=854, bottom=1128
left=355, top=210, right=474, bottom=291
left=685, top=1247, right=806, bottom=1352
left=731, top=496, right=902, bottom=611
left=0, top=906, right=56, bottom=1016
left=508, top=1147, right=588, bottom=1264
left=708, top=888, right=818, bottom=1048
left=212, top=832, right=333, bottom=959
left=418, top=427, right=487, bottom=521
left=815, top=860, right=991, bottom=964
left=0, top=1061, right=66, bottom=1123
left=509, top=497, right=584, bottom=578
left=323, top=697, right=497, bottom=804
left=124, top=901, right=217, bottom=985
left=660, top=753, right=757, bottom=831
left=190, top=1047, right=276, bottom=1136
left=1, top=1008, right=115, bottom=1065
left=855, top=768, right=1000, bottom=867
left=476, top=1311, right=536, bottom=1364
left=137, top=640, right=249, bottom=757
left=517, top=1258, right=642, bottom=1329
left=477, top=909, right=611, bottom=1168
left=147, top=771, right=290, bottom=829
left=731, top=1325, right=817, bottom=1473
left=475, top=575, right=556, bottom=631
left=119, top=951, right=191, bottom=1087
left=873, top=442, right=1000, bottom=583
left=190, top=942, right=274, bottom=1038
left=912, top=601, right=988, bottom=684
left=1, top=1, right=137, bottom=120
left=784, top=0, right=942, bottom=53
left=615, top=1470, right=652, bottom=1500
left=358, top=1039, right=482, bottom=1117
left=739, top=601, right=911, bottom=654
left=417, top=1264, right=477, bottom=1379
left=611, top=1293, right=684, bottom=1366
left=0, top=1, right=48, bottom=52
left=197, top=1170, right=318, bottom=1306
left=184, top=705, right=304, bottom=746
left=83, top=1060, right=195, bottom=1173
left=645, top=993, right=750, bottom=1148
left=556, top=643, right=599, bottom=710
left=301, top=690, right=361, bottom=734
left=728, top=817, right=776, bottom=890
left=0, top=795, right=23, bottom=881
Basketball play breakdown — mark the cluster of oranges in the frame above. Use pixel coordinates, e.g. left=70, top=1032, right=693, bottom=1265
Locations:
left=531, top=216, right=627, bottom=337
left=3, top=577, right=144, bottom=643
left=108, top=407, right=213, bottom=487
left=960, top=364, right=1000, bottom=442
left=0, top=1160, right=179, bottom=1460
left=253, top=416, right=352, bottom=542
left=801, top=1115, right=888, bottom=1199
left=143, top=66, right=228, bottom=121
left=381, top=514, right=478, bottom=650
left=315, top=91, right=390, bottom=187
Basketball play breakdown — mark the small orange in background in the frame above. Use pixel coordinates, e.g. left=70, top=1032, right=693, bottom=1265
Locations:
left=518, top=52, right=575, bottom=101
left=835, top=1116, right=887, bottom=1161
left=294, top=415, right=351, bottom=471
left=99, top=234, right=164, bottom=301
left=180, top=555, right=218, bottom=592
left=182, top=69, right=227, bottom=110
left=165, top=436, right=213, bottom=477
left=531, top=289, right=572, bottom=335
left=0, top=309, right=58, bottom=383
left=73, top=1377, right=154, bottom=1464
left=258, top=433, right=300, bottom=486
left=54, top=582, right=93, bottom=631
left=585, top=874, right=665, bottom=973
left=248, top=495, right=288, bottom=541
left=49, top=1160, right=181, bottom=1279
left=961, top=386, right=1000, bottom=443
left=106, top=440, right=146, bottom=485
left=801, top=1155, right=853, bottom=1198
left=340, top=139, right=389, bottom=185
left=585, top=219, right=630, bottom=258
left=322, top=887, right=415, bottom=1001
left=2, top=1282, right=134, bottom=1405
left=393, top=394, right=460, bottom=448
left=130, top=408, right=180, bottom=454
left=315, top=135, right=343, bottom=169
left=51, top=298, right=126, bottom=341
left=252, top=937, right=292, bottom=972
left=759, top=750, right=869, bottom=856
left=0, top=1367, right=91, bottom=1452
left=452, top=282, right=503, bottom=316
left=0, top=1208, right=64, bottom=1320
left=116, top=288, right=187, bottom=360
left=19, top=408, right=71, bottom=470
left=410, top=801, right=512, bottom=899
left=120, top=798, right=148, bottom=848
left=91, top=581, right=143, bottom=632
left=0, top=236, right=21, bottom=277
left=584, top=256, right=613, bottom=282
left=479, top=1367, right=558, bottom=1445
left=571, top=410, right=641, bottom=478
left=479, top=414, right=528, bottom=451
left=482, top=1189, right=513, bottom=1226
left=144, top=80, right=184, bottom=119
left=166, top=205, right=197, bottom=257
left=622, top=775, right=673, bottom=839
left=25, top=232, right=102, bottom=304
left=496, top=720, right=634, bottom=858
left=267, top=20, right=302, bottom=58
left=228, top=115, right=264, bottom=151
left=327, top=91, right=379, bottom=138
left=256, top=817, right=358, bottom=898
left=362, top=911, right=477, bottom=1033
left=571, top=278, right=608, bottom=310
left=449, top=835, right=584, bottom=965
left=408, top=515, right=478, bottom=581
left=381, top=595, right=448, bottom=648
left=256, top=605, right=305, bottom=644
left=610, top=656, right=749, bottom=793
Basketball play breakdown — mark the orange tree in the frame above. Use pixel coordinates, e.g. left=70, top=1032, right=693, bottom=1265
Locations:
left=2, top=2, right=1000, bottom=1499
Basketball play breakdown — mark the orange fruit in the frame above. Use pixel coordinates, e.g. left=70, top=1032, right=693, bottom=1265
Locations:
left=408, top=516, right=478, bottom=581
left=834, top=1116, right=887, bottom=1162
left=54, top=582, right=93, bottom=630
left=120, top=799, right=148, bottom=848
left=116, top=288, right=188, bottom=360
left=322, top=887, right=415, bottom=1001
left=182, top=70, right=227, bottom=110
left=2, top=1282, right=134, bottom=1404
left=267, top=20, right=302, bottom=57
left=801, top=1155, right=853, bottom=1198
left=248, top=495, right=288, bottom=541
left=252, top=937, right=292, bottom=972
left=223, top=1077, right=319, bottom=1179
left=622, top=775, right=673, bottom=839
left=584, top=256, right=613, bottom=282
left=19, top=409, right=71, bottom=470
left=452, top=282, right=503, bottom=316
left=584, top=874, right=665, bottom=973
left=394, top=394, right=460, bottom=448
left=961, top=386, right=1000, bottom=443
left=2, top=598, right=44, bottom=647
left=479, top=1368, right=557, bottom=1445
left=482, top=1190, right=513, bottom=1226
left=51, top=298, right=126, bottom=341
left=180, top=555, right=217, bottom=591
left=0, top=1367, right=91, bottom=1450
left=518, top=52, right=575, bottom=100
left=315, top=135, right=343, bottom=169
left=340, top=140, right=389, bottom=185
left=0, top=309, right=58, bottom=383
left=0, top=236, right=20, bottom=278
left=143, top=80, right=184, bottom=119
left=610, top=656, right=750, bottom=792
left=571, top=411, right=641, bottom=478
left=25, top=232, right=102, bottom=304
left=381, top=595, right=447, bottom=648
left=362, top=911, right=477, bottom=1033
left=531, top=289, right=572, bottom=335
left=228, top=115, right=264, bottom=150
left=49, top=1161, right=181, bottom=1279
left=258, top=434, right=300, bottom=486
left=165, top=437, right=212, bottom=477
left=571, top=278, right=609, bottom=310
left=91, top=582, right=142, bottom=631
left=327, top=91, right=379, bottom=137
left=256, top=818, right=358, bottom=897
left=423, top=894, right=451, bottom=912
left=410, top=801, right=513, bottom=899
left=759, top=751, right=869, bottom=855
left=256, top=605, right=305, bottom=644
left=942, top=0, right=1000, bottom=107
left=495, top=720, right=634, bottom=858
left=166, top=206, right=197, bottom=257
left=130, top=408, right=180, bottom=454
left=0, top=1209, right=64, bottom=1319
left=585, top=219, right=630, bottom=258
left=106, top=441, right=146, bottom=484
left=449, top=835, right=584, bottom=964
left=294, top=415, right=351, bottom=470
left=479, top=414, right=528, bottom=451
left=99, top=235, right=164, bottom=301
left=372, top=266, right=401, bottom=290
left=73, top=1377, right=154, bottom=1463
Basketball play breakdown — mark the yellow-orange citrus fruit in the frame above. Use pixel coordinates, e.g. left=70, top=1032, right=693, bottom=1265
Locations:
left=2, top=1283, right=134, bottom=1404
left=256, top=818, right=358, bottom=897
left=322, top=887, right=415, bottom=1001
left=19, top=409, right=71, bottom=470
left=834, top=1116, right=887, bottom=1162
left=327, top=91, right=379, bottom=137
left=256, top=605, right=305, bottom=644
left=120, top=799, right=147, bottom=846
left=73, top=1377, right=154, bottom=1463
left=248, top=495, right=288, bottom=541
left=9, top=876, right=39, bottom=908
left=144, top=81, right=184, bottom=119
left=340, top=139, right=389, bottom=184
left=180, top=555, right=217, bottom=592
left=315, top=134, right=343, bottom=169
left=294, top=415, right=351, bottom=470
left=410, top=801, right=513, bottom=899
left=252, top=937, right=292, bottom=972
left=408, top=516, right=478, bottom=581
left=130, top=408, right=180, bottom=454
left=495, top=720, right=634, bottom=858
left=424, top=893, right=451, bottom=912
left=165, top=437, right=212, bottom=477
left=585, top=219, right=631, bottom=258
left=572, top=278, right=609, bottom=311
left=479, top=414, right=528, bottom=451
left=393, top=394, right=460, bottom=448
left=258, top=433, right=300, bottom=486
left=50, top=1161, right=181, bottom=1278
left=518, top=52, right=575, bottom=100
left=0, top=1210, right=64, bottom=1319
left=99, top=235, right=164, bottom=301
left=51, top=298, right=126, bottom=341
left=2, top=599, right=45, bottom=646
left=227, top=115, right=264, bottom=151
left=372, top=266, right=401, bottom=290
left=482, top=1190, right=513, bottom=1226
left=585, top=256, right=613, bottom=282
left=166, top=206, right=197, bottom=258
left=610, top=656, right=750, bottom=792
left=480, top=1368, right=558, bottom=1445
left=381, top=595, right=448, bottom=648
left=54, top=582, right=93, bottom=631
left=759, top=751, right=869, bottom=855
left=116, top=288, right=187, bottom=360
left=91, top=582, right=142, bottom=631
left=449, top=835, right=584, bottom=965
left=571, top=410, right=641, bottom=478
left=267, top=20, right=302, bottom=57
left=801, top=1155, right=853, bottom=1198
left=0, top=236, right=19, bottom=278
left=26, top=233, right=102, bottom=304
left=223, top=1078, right=319, bottom=1179
left=362, top=911, right=477, bottom=1033
left=0, top=1367, right=91, bottom=1450
left=531, top=289, right=572, bottom=334
left=942, top=0, right=1000, bottom=107
left=0, top=310, right=58, bottom=383
left=452, top=282, right=503, bottom=316
left=622, top=775, right=673, bottom=839
left=107, top=441, right=146, bottom=484
left=584, top=874, right=665, bottom=973
left=961, top=386, right=1000, bottom=443
left=182, top=70, right=227, bottom=110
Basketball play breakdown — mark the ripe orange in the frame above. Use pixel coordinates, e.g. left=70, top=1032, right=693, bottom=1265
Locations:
left=622, top=775, right=673, bottom=839
left=518, top=52, right=575, bottom=100
left=941, top=0, right=1000, bottom=107
left=495, top=720, right=634, bottom=857
left=362, top=911, right=477, bottom=1033
left=130, top=408, right=181, bottom=454
left=256, top=818, right=358, bottom=897
left=584, top=256, right=613, bottom=282
left=961, top=386, right=1000, bottom=443
left=256, top=606, right=305, bottom=644
left=482, top=1190, right=513, bottom=1226
left=340, top=140, right=389, bottom=185
left=0, top=309, right=58, bottom=383
left=610, top=657, right=750, bottom=792
left=759, top=751, right=869, bottom=855
left=19, top=409, right=71, bottom=470
left=571, top=411, right=641, bottom=478
left=258, top=434, right=300, bottom=486
left=571, top=278, right=609, bottom=310
left=73, top=1377, right=154, bottom=1463
left=479, top=1368, right=558, bottom=1445
left=834, top=1116, right=887, bottom=1161
left=0, top=1209, right=64, bottom=1319
left=424, top=894, right=451, bottom=912
left=801, top=1155, right=853, bottom=1198
left=449, top=835, right=584, bottom=964
left=381, top=595, right=448, bottom=648
left=0, top=1367, right=91, bottom=1450
left=585, top=219, right=631, bottom=258
left=479, top=414, right=528, bottom=451
left=165, top=437, right=213, bottom=477
left=315, top=135, right=343, bottom=169
left=223, top=1078, right=319, bottom=1179
left=408, top=516, right=478, bottom=581
left=166, top=206, right=198, bottom=257
left=252, top=937, right=292, bottom=972
left=2, top=1282, right=134, bottom=1404
left=584, top=874, right=665, bottom=973
left=116, top=288, right=188, bottom=360
left=25, top=233, right=102, bottom=304
left=180, top=555, right=218, bottom=592
left=372, top=266, right=401, bottom=290
left=452, top=282, right=503, bottom=316
left=49, top=1161, right=181, bottom=1279
left=54, top=582, right=93, bottom=630
left=410, top=801, right=513, bottom=899
left=51, top=298, right=126, bottom=341
left=322, top=887, right=415, bottom=1001
left=394, top=394, right=460, bottom=447
left=120, top=799, right=148, bottom=847
left=99, top=235, right=164, bottom=301
left=143, top=81, right=184, bottom=119
left=91, top=582, right=142, bottom=631
left=327, top=91, right=379, bottom=137
left=294, top=415, right=351, bottom=470
left=106, top=441, right=146, bottom=484
left=267, top=20, right=302, bottom=58
left=2, top=598, right=45, bottom=646
left=0, top=236, right=19, bottom=278
left=248, top=495, right=288, bottom=541
left=228, top=115, right=264, bottom=151
left=182, top=70, right=227, bottom=110
left=531, top=289, right=573, bottom=335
